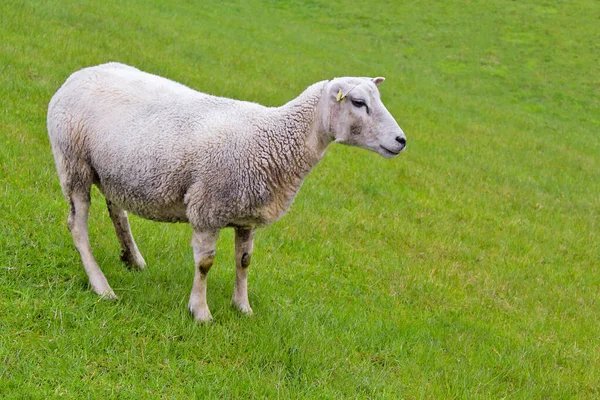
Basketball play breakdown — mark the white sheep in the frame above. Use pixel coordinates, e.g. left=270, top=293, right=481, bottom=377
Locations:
left=47, top=62, right=406, bottom=321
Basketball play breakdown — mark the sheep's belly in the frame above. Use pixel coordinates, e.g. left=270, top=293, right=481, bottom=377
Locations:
left=97, top=183, right=189, bottom=223
left=122, top=202, right=189, bottom=223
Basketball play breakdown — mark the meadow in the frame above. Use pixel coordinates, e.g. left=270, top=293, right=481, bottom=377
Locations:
left=1, top=0, right=599, bottom=398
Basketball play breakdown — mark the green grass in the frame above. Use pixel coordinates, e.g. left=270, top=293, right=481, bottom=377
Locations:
left=1, top=0, right=599, bottom=397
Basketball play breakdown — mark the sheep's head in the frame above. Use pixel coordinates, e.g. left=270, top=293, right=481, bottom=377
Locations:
left=322, top=77, right=406, bottom=158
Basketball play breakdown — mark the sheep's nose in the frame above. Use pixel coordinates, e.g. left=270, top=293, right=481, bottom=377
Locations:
left=395, top=136, right=406, bottom=147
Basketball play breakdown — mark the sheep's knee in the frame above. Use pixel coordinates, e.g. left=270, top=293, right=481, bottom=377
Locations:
left=241, top=252, right=251, bottom=268
left=197, top=252, right=215, bottom=275
left=191, top=230, right=219, bottom=272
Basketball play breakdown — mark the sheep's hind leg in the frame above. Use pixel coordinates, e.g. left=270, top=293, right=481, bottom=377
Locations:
left=68, top=194, right=117, bottom=299
left=106, top=200, right=146, bottom=270
left=188, top=230, right=219, bottom=322
left=232, top=227, right=255, bottom=315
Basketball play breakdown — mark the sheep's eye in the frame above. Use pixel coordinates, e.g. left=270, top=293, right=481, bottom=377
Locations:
left=351, top=99, right=366, bottom=108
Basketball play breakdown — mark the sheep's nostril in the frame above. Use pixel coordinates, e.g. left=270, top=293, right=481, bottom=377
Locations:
left=395, top=136, right=406, bottom=146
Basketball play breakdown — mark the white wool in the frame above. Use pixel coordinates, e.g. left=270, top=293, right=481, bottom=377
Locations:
left=47, top=63, right=405, bottom=320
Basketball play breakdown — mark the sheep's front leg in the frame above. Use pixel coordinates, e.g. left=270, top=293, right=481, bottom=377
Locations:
left=189, top=229, right=219, bottom=322
left=232, top=227, right=255, bottom=315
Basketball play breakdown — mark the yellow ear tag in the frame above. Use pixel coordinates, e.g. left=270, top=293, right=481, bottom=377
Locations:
left=336, top=89, right=345, bottom=102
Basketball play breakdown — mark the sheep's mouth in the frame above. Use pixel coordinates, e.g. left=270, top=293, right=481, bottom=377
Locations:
left=380, top=145, right=401, bottom=156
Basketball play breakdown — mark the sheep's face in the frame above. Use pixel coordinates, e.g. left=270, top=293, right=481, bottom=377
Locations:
left=325, top=77, right=406, bottom=158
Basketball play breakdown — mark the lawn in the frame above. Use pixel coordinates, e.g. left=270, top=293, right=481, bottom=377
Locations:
left=1, top=0, right=599, bottom=398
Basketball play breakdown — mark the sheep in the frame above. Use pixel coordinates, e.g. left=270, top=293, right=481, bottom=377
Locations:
left=47, top=62, right=406, bottom=322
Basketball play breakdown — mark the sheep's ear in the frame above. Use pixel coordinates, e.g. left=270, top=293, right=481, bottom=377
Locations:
left=372, top=77, right=385, bottom=86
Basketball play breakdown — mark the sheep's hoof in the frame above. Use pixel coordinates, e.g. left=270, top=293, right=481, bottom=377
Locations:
left=188, top=302, right=213, bottom=323
left=232, top=301, right=254, bottom=316
left=90, top=279, right=118, bottom=300
left=120, top=250, right=147, bottom=271
left=99, top=290, right=118, bottom=301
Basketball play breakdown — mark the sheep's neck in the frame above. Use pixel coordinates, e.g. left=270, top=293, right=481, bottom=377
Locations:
left=257, top=82, right=330, bottom=222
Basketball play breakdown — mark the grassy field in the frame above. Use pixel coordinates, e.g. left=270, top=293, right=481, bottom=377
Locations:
left=1, top=0, right=599, bottom=398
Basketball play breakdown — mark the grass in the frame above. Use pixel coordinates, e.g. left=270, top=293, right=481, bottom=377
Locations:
left=1, top=0, right=599, bottom=397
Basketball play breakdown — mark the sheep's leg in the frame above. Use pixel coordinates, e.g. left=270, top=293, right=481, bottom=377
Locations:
left=68, top=194, right=116, bottom=299
left=232, top=227, right=255, bottom=315
left=106, top=200, right=146, bottom=270
left=188, top=229, right=219, bottom=322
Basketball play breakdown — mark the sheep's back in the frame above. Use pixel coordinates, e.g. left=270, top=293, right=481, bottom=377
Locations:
left=48, top=63, right=270, bottom=224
